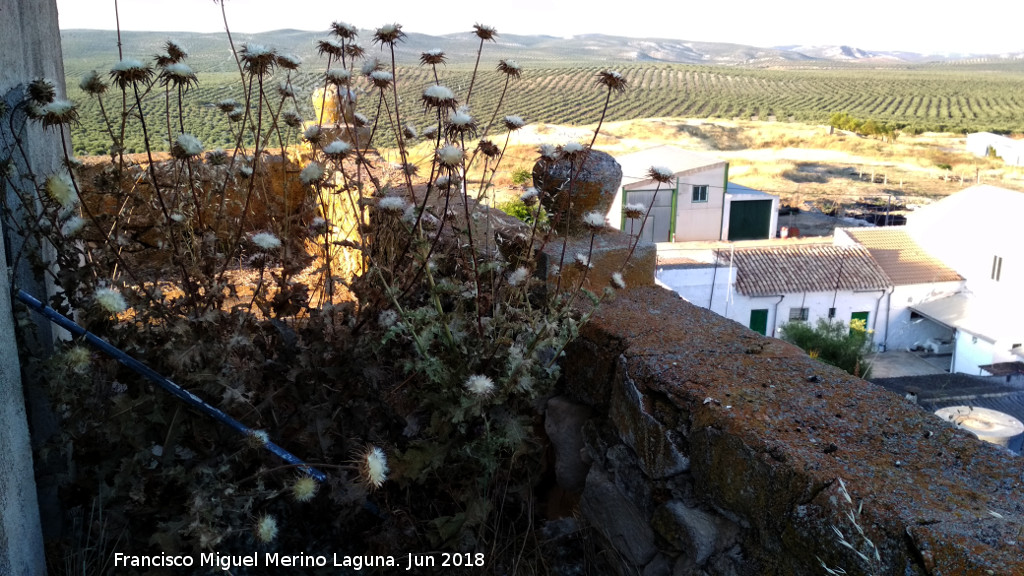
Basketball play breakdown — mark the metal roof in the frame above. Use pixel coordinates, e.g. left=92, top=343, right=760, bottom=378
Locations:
left=730, top=244, right=890, bottom=296
left=615, top=145, right=726, bottom=189
left=841, top=227, right=962, bottom=286
left=911, top=294, right=1024, bottom=344
left=726, top=182, right=777, bottom=198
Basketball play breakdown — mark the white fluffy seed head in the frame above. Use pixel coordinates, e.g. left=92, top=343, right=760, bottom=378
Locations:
left=254, top=514, right=278, bottom=543
left=507, top=267, right=529, bottom=287
left=378, top=309, right=398, bottom=328
left=437, top=144, right=464, bottom=167
left=361, top=446, right=389, bottom=490
left=423, top=84, right=454, bottom=100
left=611, top=272, right=626, bottom=290
left=251, top=232, right=281, bottom=251
left=503, top=115, right=526, bottom=130
left=45, top=172, right=77, bottom=208
left=62, top=216, right=85, bottom=237
left=623, top=203, right=645, bottom=219
left=291, top=476, right=318, bottom=502
left=300, top=162, right=324, bottom=185
left=174, top=133, right=204, bottom=157
left=562, top=141, right=585, bottom=154
left=520, top=187, right=539, bottom=206
left=377, top=196, right=408, bottom=213
left=94, top=287, right=127, bottom=314
left=648, top=165, right=674, bottom=183
left=323, top=140, right=352, bottom=158
left=303, top=125, right=324, bottom=144
left=465, top=374, right=495, bottom=396
left=583, top=211, right=606, bottom=229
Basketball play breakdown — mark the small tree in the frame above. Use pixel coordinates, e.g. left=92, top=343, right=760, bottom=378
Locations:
left=780, top=318, right=873, bottom=378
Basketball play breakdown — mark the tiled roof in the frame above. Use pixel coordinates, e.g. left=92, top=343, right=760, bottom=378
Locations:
left=841, top=227, right=962, bottom=285
left=731, top=244, right=890, bottom=296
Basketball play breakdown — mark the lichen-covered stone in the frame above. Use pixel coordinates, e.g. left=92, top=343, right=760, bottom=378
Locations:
left=533, top=150, right=622, bottom=235
left=568, top=285, right=1024, bottom=575
left=610, top=357, right=690, bottom=479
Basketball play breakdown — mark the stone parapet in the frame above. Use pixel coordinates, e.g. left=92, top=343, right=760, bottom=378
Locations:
left=552, top=285, right=1024, bottom=575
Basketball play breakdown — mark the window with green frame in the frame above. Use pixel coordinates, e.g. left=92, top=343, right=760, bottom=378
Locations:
left=691, top=184, right=708, bottom=203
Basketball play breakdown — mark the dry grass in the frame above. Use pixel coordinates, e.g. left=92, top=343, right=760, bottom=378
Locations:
left=382, top=117, right=1024, bottom=215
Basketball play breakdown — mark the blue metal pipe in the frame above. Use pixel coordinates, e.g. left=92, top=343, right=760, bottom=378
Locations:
left=15, top=290, right=326, bottom=483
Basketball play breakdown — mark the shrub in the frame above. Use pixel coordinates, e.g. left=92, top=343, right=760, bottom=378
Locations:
left=780, top=318, right=873, bottom=378
left=510, top=166, right=532, bottom=186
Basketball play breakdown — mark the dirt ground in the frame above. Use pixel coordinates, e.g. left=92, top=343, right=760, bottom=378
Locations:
left=493, top=118, right=1024, bottom=229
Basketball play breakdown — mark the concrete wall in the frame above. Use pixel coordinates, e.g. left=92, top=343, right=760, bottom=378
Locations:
left=551, top=285, right=1024, bottom=575
left=656, top=264, right=732, bottom=316
left=0, top=0, right=65, bottom=572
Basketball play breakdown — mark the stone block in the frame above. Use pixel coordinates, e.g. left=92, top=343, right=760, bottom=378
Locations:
left=541, top=229, right=656, bottom=293
left=610, top=357, right=689, bottom=479
left=581, top=465, right=657, bottom=567
left=544, top=396, right=592, bottom=492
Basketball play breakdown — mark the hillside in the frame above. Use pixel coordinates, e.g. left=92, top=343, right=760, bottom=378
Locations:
left=59, top=29, right=1024, bottom=157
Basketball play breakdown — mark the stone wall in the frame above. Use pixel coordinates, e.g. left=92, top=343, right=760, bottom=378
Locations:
left=549, top=285, right=1024, bottom=575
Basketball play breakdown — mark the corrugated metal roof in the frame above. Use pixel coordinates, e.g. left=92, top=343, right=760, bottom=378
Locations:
left=842, top=227, right=962, bottom=285
left=731, top=244, right=890, bottom=296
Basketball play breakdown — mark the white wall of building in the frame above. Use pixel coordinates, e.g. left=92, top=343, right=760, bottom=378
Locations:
left=966, top=133, right=1024, bottom=166
left=882, top=282, right=963, bottom=351
left=656, top=265, right=733, bottom=316
left=954, top=331, right=996, bottom=376
left=658, top=263, right=890, bottom=341
left=908, top=186, right=1023, bottom=301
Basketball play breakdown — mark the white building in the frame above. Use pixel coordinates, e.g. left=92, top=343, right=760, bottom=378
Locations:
left=902, top=185, right=1024, bottom=375
left=610, top=145, right=778, bottom=243
left=835, top=228, right=963, bottom=352
left=657, top=240, right=891, bottom=340
left=966, top=132, right=1024, bottom=166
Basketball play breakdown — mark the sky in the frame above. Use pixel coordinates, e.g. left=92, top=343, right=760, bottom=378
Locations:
left=55, top=0, right=1024, bottom=56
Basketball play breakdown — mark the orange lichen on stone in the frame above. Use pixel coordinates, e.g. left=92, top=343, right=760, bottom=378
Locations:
left=562, top=285, right=1024, bottom=575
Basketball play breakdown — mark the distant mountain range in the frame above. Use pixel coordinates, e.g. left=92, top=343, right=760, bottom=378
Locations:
left=60, top=28, right=1024, bottom=72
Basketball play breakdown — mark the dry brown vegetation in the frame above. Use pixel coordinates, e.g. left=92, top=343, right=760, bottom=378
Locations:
left=444, top=118, right=1024, bottom=214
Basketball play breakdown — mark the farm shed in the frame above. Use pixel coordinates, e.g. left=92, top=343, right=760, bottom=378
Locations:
left=610, top=146, right=728, bottom=242
left=966, top=132, right=1024, bottom=166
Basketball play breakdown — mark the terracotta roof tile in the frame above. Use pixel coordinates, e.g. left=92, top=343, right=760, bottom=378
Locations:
left=731, top=245, right=889, bottom=296
left=843, top=227, right=962, bottom=285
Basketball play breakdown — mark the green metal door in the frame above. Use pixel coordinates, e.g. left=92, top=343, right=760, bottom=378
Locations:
left=750, top=309, right=768, bottom=335
left=850, top=311, right=869, bottom=332
left=728, top=200, right=772, bottom=241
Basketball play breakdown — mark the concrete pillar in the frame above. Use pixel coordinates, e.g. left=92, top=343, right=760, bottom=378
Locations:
left=0, top=0, right=68, bottom=572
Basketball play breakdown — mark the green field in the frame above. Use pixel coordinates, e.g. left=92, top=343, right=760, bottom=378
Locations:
left=60, top=30, right=1024, bottom=156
